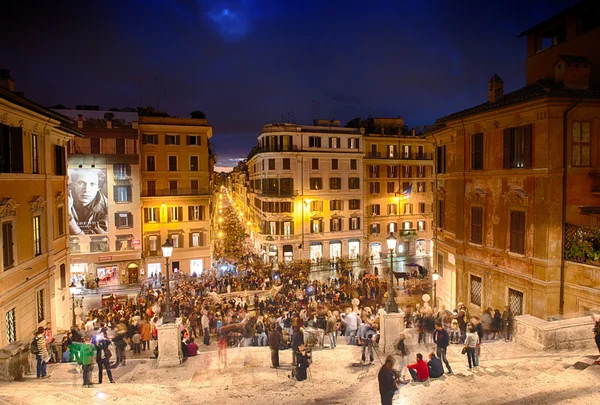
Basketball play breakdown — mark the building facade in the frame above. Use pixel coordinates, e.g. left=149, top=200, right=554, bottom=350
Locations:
left=0, top=72, right=79, bottom=347
left=428, top=3, right=600, bottom=318
left=139, top=116, right=214, bottom=277
left=362, top=118, right=435, bottom=261
left=244, top=120, right=364, bottom=263
left=55, top=108, right=143, bottom=287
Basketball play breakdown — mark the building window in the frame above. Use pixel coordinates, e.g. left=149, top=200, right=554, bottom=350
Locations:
left=348, top=177, right=360, bottom=189
left=417, top=182, right=427, bottom=193
left=116, top=235, right=133, bottom=251
left=436, top=145, right=446, bottom=174
left=330, top=200, right=342, bottom=211
left=283, top=221, right=293, bottom=235
left=33, top=215, right=42, bottom=256
left=404, top=203, right=413, bottom=215
left=509, top=210, right=526, bottom=254
left=503, top=125, right=532, bottom=169
left=36, top=289, right=45, bottom=323
left=350, top=159, right=357, bottom=170
left=115, top=138, right=125, bottom=154
left=416, top=166, right=425, bottom=178
left=403, top=221, right=412, bottom=230
left=170, top=233, right=181, bottom=248
left=309, top=178, right=322, bottom=190
left=572, top=122, right=591, bottom=167
left=331, top=159, right=338, bottom=170
left=330, top=218, right=342, bottom=231
left=370, top=223, right=380, bottom=234
left=114, top=185, right=132, bottom=203
left=310, top=200, right=323, bottom=212
left=147, top=181, right=156, bottom=196
left=280, top=202, right=292, bottom=213
left=387, top=204, right=397, bottom=215
left=370, top=165, right=379, bottom=178
left=191, top=180, right=199, bottom=192
left=387, top=182, right=396, bottom=194
left=165, top=134, right=180, bottom=145
left=143, top=134, right=158, bottom=144
left=59, top=263, right=66, bottom=289
left=115, top=212, right=133, bottom=229
left=114, top=164, right=130, bottom=180
left=31, top=133, right=39, bottom=174
left=471, top=207, right=483, bottom=244
left=188, top=205, right=205, bottom=221
left=329, top=137, right=340, bottom=148
left=311, top=158, right=319, bottom=170
left=309, top=136, right=321, bottom=147
left=470, top=275, right=482, bottom=307
left=388, top=222, right=397, bottom=233
left=371, top=204, right=380, bottom=216
left=370, top=182, right=380, bottom=194
left=146, top=156, right=156, bottom=171
left=187, top=135, right=201, bottom=146
left=168, top=206, right=183, bottom=222
left=438, top=200, right=444, bottom=228
left=509, top=288, right=524, bottom=316
left=191, top=232, right=204, bottom=247
left=0, top=125, right=23, bottom=173
left=144, top=207, right=159, bottom=223
left=168, top=156, right=177, bottom=171
left=90, top=138, right=101, bottom=154
left=149, top=235, right=158, bottom=252
left=348, top=137, right=359, bottom=149
left=329, top=177, right=342, bottom=190
left=349, top=199, right=361, bottom=210
left=403, top=165, right=412, bottom=178
left=388, top=165, right=397, bottom=178
left=268, top=158, right=275, bottom=170
left=418, top=202, right=425, bottom=213
left=169, top=180, right=178, bottom=194
left=283, top=158, right=290, bottom=170
left=5, top=308, right=16, bottom=343
left=54, top=145, right=65, bottom=175
left=90, top=236, right=109, bottom=253
left=472, top=133, right=484, bottom=170
left=349, top=217, right=360, bottom=230
left=190, top=156, right=199, bottom=171
left=311, top=219, right=323, bottom=233
left=437, top=252, right=444, bottom=277
left=418, top=220, right=426, bottom=231
left=57, top=206, right=65, bottom=236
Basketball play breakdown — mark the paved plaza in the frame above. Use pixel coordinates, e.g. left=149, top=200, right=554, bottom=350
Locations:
left=2, top=330, right=599, bottom=405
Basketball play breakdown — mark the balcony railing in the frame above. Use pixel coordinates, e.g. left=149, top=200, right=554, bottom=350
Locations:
left=564, top=223, right=600, bottom=267
left=367, top=152, right=432, bottom=160
left=255, top=145, right=299, bottom=153
left=142, top=188, right=209, bottom=197
left=590, top=172, right=600, bottom=194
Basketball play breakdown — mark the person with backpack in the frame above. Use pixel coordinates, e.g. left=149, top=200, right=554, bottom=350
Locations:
left=31, top=327, right=50, bottom=379
left=95, top=335, right=115, bottom=384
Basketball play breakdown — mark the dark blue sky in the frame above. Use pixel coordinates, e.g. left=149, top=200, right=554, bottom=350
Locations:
left=0, top=0, right=578, bottom=169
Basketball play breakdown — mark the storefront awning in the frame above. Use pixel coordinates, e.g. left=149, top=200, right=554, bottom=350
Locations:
left=329, top=240, right=341, bottom=244
left=310, top=242, right=322, bottom=246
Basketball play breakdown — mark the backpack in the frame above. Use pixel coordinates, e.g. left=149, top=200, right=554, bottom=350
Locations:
left=30, top=337, right=40, bottom=355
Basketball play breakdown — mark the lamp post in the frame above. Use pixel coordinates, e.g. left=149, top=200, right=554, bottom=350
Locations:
left=386, top=232, right=399, bottom=313
left=161, top=239, right=175, bottom=323
left=432, top=270, right=439, bottom=308
left=69, top=282, right=80, bottom=329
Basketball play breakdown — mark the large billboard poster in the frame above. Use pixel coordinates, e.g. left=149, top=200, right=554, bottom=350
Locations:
left=68, top=168, right=109, bottom=235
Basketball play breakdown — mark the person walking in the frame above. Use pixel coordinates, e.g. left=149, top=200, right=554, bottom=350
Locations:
left=464, top=327, right=479, bottom=369
left=378, top=356, right=400, bottom=405
left=201, top=309, right=210, bottom=346
left=268, top=324, right=282, bottom=368
left=95, top=336, right=114, bottom=384
left=432, top=322, right=452, bottom=374
left=395, top=332, right=409, bottom=377
left=502, top=306, right=512, bottom=341
left=32, top=327, right=50, bottom=379
left=326, top=311, right=337, bottom=349
left=358, top=322, right=375, bottom=365
left=77, top=337, right=97, bottom=387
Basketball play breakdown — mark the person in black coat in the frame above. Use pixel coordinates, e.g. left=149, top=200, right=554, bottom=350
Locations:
left=432, top=323, right=452, bottom=374
left=293, top=344, right=311, bottom=381
left=290, top=327, right=304, bottom=366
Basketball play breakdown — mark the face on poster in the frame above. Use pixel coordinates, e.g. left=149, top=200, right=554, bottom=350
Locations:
left=68, top=168, right=109, bottom=235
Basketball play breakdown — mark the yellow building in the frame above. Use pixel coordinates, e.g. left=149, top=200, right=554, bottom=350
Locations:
left=244, top=120, right=364, bottom=263
left=0, top=71, right=79, bottom=346
left=362, top=118, right=435, bottom=261
left=139, top=116, right=215, bottom=277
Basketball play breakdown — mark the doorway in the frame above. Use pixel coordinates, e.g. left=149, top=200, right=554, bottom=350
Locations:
left=127, top=263, right=139, bottom=284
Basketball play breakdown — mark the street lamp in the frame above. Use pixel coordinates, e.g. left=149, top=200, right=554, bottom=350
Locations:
left=69, top=282, right=80, bottom=329
left=386, top=232, right=399, bottom=313
left=161, top=239, right=175, bottom=323
left=432, top=270, right=439, bottom=308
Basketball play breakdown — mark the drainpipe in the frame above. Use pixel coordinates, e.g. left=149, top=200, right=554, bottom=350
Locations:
left=560, top=100, right=580, bottom=317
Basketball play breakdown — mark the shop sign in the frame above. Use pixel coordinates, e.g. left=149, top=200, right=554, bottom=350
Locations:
left=133, top=240, right=141, bottom=245
left=98, top=256, right=112, bottom=262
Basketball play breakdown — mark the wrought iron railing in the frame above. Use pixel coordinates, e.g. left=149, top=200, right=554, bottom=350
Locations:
left=564, top=223, right=600, bottom=266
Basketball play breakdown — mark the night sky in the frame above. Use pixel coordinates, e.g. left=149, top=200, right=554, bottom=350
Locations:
left=0, top=0, right=578, bottom=170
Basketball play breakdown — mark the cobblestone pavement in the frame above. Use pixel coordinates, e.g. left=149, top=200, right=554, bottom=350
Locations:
left=1, top=329, right=599, bottom=405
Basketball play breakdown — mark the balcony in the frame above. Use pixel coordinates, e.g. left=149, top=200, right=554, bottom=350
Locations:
left=366, top=152, right=432, bottom=160
left=142, top=188, right=209, bottom=197
left=590, top=172, right=600, bottom=194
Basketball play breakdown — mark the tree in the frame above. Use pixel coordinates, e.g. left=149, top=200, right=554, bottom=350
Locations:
left=191, top=110, right=206, bottom=119
left=137, top=105, right=169, bottom=117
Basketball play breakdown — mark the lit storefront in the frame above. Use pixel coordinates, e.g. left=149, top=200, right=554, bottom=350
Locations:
left=268, top=245, right=278, bottom=264
left=70, top=263, right=88, bottom=285
left=190, top=259, right=204, bottom=276
left=348, top=239, right=360, bottom=259
left=329, top=240, right=342, bottom=260
left=369, top=242, right=381, bottom=259
left=283, top=245, right=293, bottom=262
left=147, top=263, right=161, bottom=278
left=310, top=242, right=323, bottom=262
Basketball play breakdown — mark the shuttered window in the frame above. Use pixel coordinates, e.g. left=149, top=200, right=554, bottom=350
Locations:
left=472, top=133, right=483, bottom=170
left=509, top=211, right=526, bottom=254
left=471, top=207, right=483, bottom=244
left=436, top=145, right=446, bottom=174
left=503, top=125, right=532, bottom=169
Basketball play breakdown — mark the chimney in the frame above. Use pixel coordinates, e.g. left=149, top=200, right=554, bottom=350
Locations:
left=77, top=114, right=83, bottom=128
left=0, top=69, right=15, bottom=92
left=106, top=120, right=112, bottom=129
left=554, top=55, right=590, bottom=90
left=488, top=74, right=504, bottom=103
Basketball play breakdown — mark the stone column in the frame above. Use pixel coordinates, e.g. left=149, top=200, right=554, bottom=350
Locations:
left=379, top=310, right=405, bottom=354
left=157, top=321, right=183, bottom=367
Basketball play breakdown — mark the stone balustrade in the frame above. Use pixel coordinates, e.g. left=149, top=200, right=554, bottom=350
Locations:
left=514, top=314, right=597, bottom=351
left=0, top=340, right=32, bottom=381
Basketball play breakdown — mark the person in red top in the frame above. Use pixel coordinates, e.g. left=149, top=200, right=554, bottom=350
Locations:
left=186, top=337, right=199, bottom=357
left=407, top=353, right=429, bottom=382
